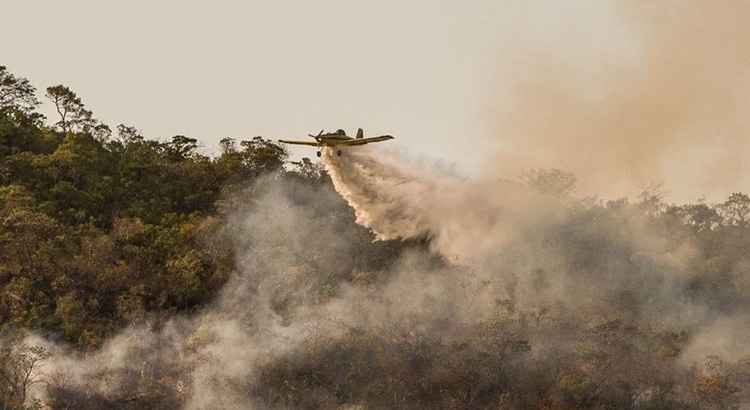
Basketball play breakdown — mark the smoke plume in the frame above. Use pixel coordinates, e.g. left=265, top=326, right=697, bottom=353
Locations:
left=11, top=2, right=750, bottom=408
left=323, top=147, right=566, bottom=264
left=12, top=144, right=750, bottom=409
left=487, top=1, right=750, bottom=200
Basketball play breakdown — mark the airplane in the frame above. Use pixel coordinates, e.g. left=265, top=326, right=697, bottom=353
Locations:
left=278, top=128, right=394, bottom=157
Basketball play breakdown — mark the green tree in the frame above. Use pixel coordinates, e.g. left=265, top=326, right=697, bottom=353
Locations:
left=219, top=137, right=236, bottom=154
left=238, top=136, right=287, bottom=174
left=115, top=123, right=143, bottom=144
left=0, top=66, right=39, bottom=116
left=45, top=85, right=96, bottom=134
left=0, top=67, right=51, bottom=156
left=164, top=135, right=198, bottom=161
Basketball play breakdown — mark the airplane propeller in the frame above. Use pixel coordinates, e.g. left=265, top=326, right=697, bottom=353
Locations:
left=308, top=129, right=324, bottom=140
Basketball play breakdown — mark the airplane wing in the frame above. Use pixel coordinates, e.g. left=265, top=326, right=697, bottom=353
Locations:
left=338, top=135, right=394, bottom=146
left=278, top=140, right=320, bottom=146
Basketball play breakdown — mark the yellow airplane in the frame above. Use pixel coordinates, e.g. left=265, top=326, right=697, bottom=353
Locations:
left=279, top=128, right=394, bottom=157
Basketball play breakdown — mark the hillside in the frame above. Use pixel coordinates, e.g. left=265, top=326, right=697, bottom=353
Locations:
left=3, top=65, right=750, bottom=409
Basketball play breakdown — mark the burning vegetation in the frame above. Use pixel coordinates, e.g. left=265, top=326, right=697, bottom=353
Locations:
left=3, top=4, right=750, bottom=403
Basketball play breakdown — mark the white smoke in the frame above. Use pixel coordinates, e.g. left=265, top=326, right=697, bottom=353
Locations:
left=322, top=147, right=566, bottom=264
left=323, top=146, right=750, bottom=373
left=13, top=147, right=750, bottom=409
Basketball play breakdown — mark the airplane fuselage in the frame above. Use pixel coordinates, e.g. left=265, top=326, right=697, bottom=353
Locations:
left=316, top=135, right=354, bottom=146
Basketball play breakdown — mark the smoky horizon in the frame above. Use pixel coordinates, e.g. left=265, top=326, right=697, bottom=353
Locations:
left=2, top=2, right=750, bottom=409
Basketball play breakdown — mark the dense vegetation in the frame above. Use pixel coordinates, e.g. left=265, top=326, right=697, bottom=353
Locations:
left=3, top=65, right=750, bottom=409
left=1, top=65, right=291, bottom=346
left=0, top=65, right=415, bottom=409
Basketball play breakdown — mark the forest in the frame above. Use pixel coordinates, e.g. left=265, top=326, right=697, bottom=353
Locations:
left=2, top=64, right=750, bottom=409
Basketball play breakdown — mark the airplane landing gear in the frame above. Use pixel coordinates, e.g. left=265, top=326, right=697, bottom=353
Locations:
left=316, top=151, right=321, bottom=158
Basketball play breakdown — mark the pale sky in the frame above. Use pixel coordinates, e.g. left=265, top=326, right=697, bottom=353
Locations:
left=3, top=0, right=627, bottom=175
left=7, top=1, right=748, bottom=201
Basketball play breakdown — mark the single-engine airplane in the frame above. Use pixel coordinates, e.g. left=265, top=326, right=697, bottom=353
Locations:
left=279, top=128, right=394, bottom=157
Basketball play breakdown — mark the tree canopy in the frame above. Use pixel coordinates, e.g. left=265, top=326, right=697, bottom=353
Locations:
left=3, top=65, right=750, bottom=409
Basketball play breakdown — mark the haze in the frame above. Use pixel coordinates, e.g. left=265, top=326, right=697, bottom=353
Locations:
left=4, top=1, right=749, bottom=200
left=7, top=2, right=750, bottom=408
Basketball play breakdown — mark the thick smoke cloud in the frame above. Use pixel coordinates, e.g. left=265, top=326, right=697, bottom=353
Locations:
left=323, top=147, right=565, bottom=264
left=13, top=144, right=750, bottom=409
left=487, top=1, right=750, bottom=200
left=11, top=2, right=750, bottom=408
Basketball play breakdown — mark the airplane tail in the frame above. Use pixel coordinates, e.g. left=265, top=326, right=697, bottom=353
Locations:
left=356, top=128, right=364, bottom=139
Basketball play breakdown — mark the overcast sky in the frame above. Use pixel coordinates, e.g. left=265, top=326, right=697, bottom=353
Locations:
left=3, top=0, right=628, bottom=175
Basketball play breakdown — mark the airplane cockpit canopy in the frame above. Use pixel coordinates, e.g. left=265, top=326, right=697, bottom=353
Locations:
left=336, top=129, right=346, bottom=135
